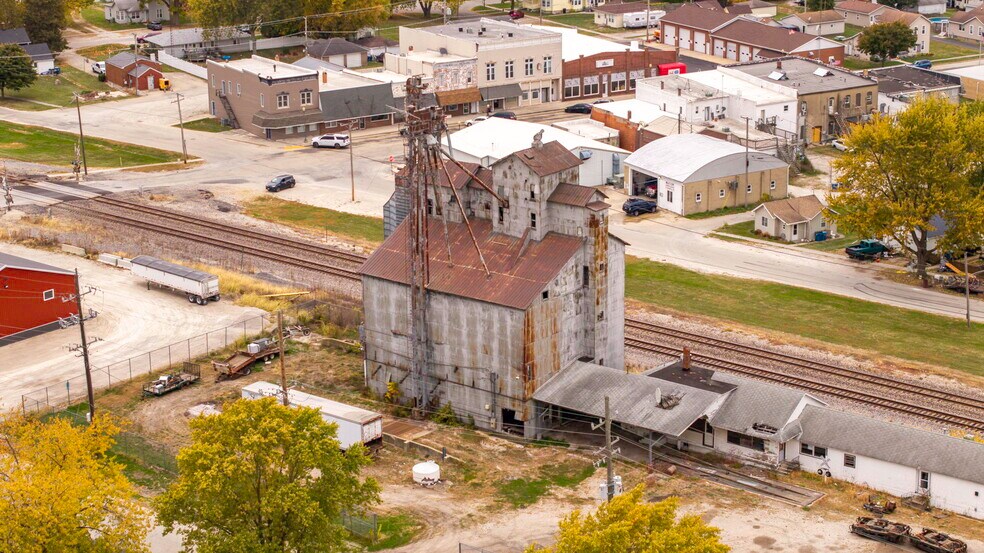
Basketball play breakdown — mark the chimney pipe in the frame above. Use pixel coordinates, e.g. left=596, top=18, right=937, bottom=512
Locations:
left=777, top=59, right=782, bottom=70
left=627, top=110, right=632, bottom=122
left=677, top=87, right=681, bottom=96
left=661, top=80, right=665, bottom=90
left=682, top=347, right=691, bottom=370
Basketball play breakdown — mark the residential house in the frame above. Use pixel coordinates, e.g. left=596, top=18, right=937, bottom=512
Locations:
left=105, top=52, right=162, bottom=90
left=948, top=7, right=984, bottom=43
left=593, top=2, right=664, bottom=29
left=624, top=133, right=788, bottom=215
left=523, top=0, right=596, bottom=14
left=365, top=136, right=625, bottom=436
left=102, top=0, right=169, bottom=24
left=529, top=25, right=677, bottom=101
left=753, top=195, right=835, bottom=242
left=874, top=9, right=932, bottom=54
left=778, top=11, right=846, bottom=36
left=834, top=0, right=890, bottom=26
left=0, top=27, right=55, bottom=73
left=794, top=406, right=984, bottom=519
left=723, top=57, right=878, bottom=143
left=868, top=65, right=961, bottom=114
left=442, top=117, right=629, bottom=187
left=353, top=36, right=399, bottom=59
left=745, top=0, right=778, bottom=17
left=384, top=49, right=479, bottom=116
left=306, top=38, right=366, bottom=68
left=206, top=56, right=329, bottom=139
left=398, top=19, right=562, bottom=109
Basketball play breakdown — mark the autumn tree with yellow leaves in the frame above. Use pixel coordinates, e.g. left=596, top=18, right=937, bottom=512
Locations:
left=526, top=484, right=730, bottom=553
left=830, top=97, right=984, bottom=283
left=0, top=413, right=152, bottom=552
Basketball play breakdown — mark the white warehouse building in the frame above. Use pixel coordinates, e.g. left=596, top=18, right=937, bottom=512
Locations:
left=443, top=118, right=629, bottom=187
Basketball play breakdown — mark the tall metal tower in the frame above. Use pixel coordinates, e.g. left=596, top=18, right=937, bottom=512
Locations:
left=402, top=77, right=443, bottom=413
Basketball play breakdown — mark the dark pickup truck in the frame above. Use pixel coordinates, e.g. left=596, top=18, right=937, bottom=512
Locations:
left=846, top=239, right=890, bottom=260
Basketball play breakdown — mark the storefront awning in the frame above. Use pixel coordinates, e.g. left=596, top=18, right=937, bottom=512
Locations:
left=436, top=87, right=482, bottom=106
left=480, top=83, right=523, bottom=101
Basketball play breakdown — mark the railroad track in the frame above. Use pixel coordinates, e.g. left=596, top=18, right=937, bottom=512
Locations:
left=625, top=337, right=984, bottom=433
left=625, top=319, right=984, bottom=414
left=57, top=201, right=361, bottom=281
left=55, top=192, right=984, bottom=430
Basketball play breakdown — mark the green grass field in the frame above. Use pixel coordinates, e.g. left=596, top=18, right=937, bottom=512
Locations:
left=685, top=205, right=752, bottom=220
left=497, top=463, right=595, bottom=508
left=76, top=43, right=131, bottom=62
left=802, top=232, right=859, bottom=252
left=179, top=117, right=229, bottom=133
left=243, top=196, right=384, bottom=245
left=0, top=66, right=114, bottom=111
left=624, top=256, right=984, bottom=376
left=907, top=39, right=980, bottom=62
left=841, top=57, right=903, bottom=70
left=0, top=120, right=183, bottom=168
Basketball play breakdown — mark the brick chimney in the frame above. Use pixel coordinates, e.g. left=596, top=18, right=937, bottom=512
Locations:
left=682, top=347, right=691, bottom=370
left=777, top=59, right=782, bottom=70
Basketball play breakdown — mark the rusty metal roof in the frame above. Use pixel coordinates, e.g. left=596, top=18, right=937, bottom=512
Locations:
left=395, top=162, right=492, bottom=190
left=503, top=141, right=581, bottom=177
left=548, top=183, right=605, bottom=207
left=359, top=217, right=584, bottom=310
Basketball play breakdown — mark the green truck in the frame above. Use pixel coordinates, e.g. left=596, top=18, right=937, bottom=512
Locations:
left=846, top=239, right=890, bottom=260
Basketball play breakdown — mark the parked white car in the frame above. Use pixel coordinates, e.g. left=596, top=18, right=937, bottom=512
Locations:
left=91, top=61, right=106, bottom=74
left=465, top=116, right=488, bottom=127
left=312, top=133, right=351, bottom=148
left=831, top=139, right=848, bottom=152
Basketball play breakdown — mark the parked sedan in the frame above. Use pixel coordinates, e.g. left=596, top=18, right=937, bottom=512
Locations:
left=565, top=103, right=593, bottom=114
left=265, top=174, right=296, bottom=192
left=831, top=139, right=848, bottom=152
left=491, top=111, right=517, bottom=120
left=912, top=59, right=932, bottom=69
left=465, top=116, right=489, bottom=127
left=508, top=9, right=524, bottom=19
left=622, top=198, right=658, bottom=216
left=147, top=21, right=163, bottom=30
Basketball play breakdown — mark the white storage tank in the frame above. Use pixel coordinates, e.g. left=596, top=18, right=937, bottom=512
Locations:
left=412, top=460, right=441, bottom=485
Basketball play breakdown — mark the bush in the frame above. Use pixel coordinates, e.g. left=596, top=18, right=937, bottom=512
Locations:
left=97, top=74, right=106, bottom=82
left=430, top=402, right=460, bottom=427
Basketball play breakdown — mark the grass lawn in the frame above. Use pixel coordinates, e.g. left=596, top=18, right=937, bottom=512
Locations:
left=179, top=117, right=230, bottom=133
left=77, top=43, right=131, bottom=62
left=358, top=514, right=423, bottom=551
left=541, top=12, right=623, bottom=34
left=841, top=57, right=902, bottom=70
left=242, top=196, right=384, bottom=245
left=0, top=66, right=115, bottom=111
left=685, top=205, right=752, bottom=220
left=624, top=256, right=984, bottom=376
left=80, top=5, right=146, bottom=31
left=715, top=220, right=791, bottom=245
left=497, top=463, right=595, bottom=508
left=801, top=232, right=859, bottom=252
left=0, top=120, right=183, bottom=168
left=907, top=39, right=980, bottom=62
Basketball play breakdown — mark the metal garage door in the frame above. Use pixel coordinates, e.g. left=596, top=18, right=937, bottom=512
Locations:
left=739, top=44, right=752, bottom=62
left=726, top=42, right=737, bottom=61
left=663, top=24, right=676, bottom=45
left=713, top=39, right=725, bottom=58
left=693, top=31, right=707, bottom=53
left=678, top=28, right=691, bottom=50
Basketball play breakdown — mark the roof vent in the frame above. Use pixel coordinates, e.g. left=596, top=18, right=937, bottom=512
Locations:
left=439, top=47, right=447, bottom=55
left=752, top=422, right=779, bottom=434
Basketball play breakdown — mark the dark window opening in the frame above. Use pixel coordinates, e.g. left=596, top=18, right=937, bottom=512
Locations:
left=501, top=408, right=522, bottom=433
left=530, top=187, right=535, bottom=200
left=530, top=213, right=537, bottom=229
left=582, top=266, right=589, bottom=288
left=800, top=443, right=827, bottom=458
left=498, top=206, right=504, bottom=223
left=844, top=454, right=856, bottom=468
left=727, top=431, right=765, bottom=452
left=542, top=290, right=549, bottom=300
left=427, top=199, right=433, bottom=215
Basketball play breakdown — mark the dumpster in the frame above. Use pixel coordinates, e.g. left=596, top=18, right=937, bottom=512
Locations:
left=815, top=231, right=828, bottom=242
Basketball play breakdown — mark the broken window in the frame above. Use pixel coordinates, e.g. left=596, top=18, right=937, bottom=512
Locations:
left=800, top=443, right=827, bottom=458
left=726, top=431, right=765, bottom=452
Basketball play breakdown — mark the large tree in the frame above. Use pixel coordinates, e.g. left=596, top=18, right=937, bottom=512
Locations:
left=857, top=21, right=916, bottom=64
left=830, top=97, right=984, bottom=282
left=0, top=0, right=25, bottom=28
left=525, top=485, right=730, bottom=553
left=24, top=0, right=66, bottom=51
left=806, top=0, right=835, bottom=10
left=0, top=413, right=152, bottom=552
left=878, top=0, right=917, bottom=9
left=0, top=43, right=36, bottom=98
left=156, top=397, right=380, bottom=553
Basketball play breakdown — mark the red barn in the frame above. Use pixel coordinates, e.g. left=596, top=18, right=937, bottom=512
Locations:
left=0, top=252, right=77, bottom=344
left=105, top=52, right=163, bottom=91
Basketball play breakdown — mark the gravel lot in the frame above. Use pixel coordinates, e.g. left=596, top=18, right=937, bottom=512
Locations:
left=0, top=242, right=262, bottom=409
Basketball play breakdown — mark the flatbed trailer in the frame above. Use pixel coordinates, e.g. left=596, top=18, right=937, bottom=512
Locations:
left=911, top=528, right=967, bottom=553
left=850, top=517, right=910, bottom=544
left=142, top=363, right=201, bottom=396
left=212, top=339, right=280, bottom=381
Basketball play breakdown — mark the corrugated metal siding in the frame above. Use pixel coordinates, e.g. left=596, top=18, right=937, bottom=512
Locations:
left=360, top=218, right=583, bottom=310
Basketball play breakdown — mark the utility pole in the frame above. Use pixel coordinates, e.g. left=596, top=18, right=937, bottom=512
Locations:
left=73, top=269, right=96, bottom=423
left=172, top=92, right=189, bottom=163
left=132, top=34, right=140, bottom=97
left=591, top=396, right=619, bottom=501
left=646, top=0, right=651, bottom=43
left=304, top=16, right=308, bottom=47
left=1, top=162, right=12, bottom=213
left=742, top=116, right=751, bottom=207
left=966, top=251, right=972, bottom=330
left=277, top=310, right=289, bottom=406
left=348, top=122, right=356, bottom=202
left=74, top=95, right=88, bottom=176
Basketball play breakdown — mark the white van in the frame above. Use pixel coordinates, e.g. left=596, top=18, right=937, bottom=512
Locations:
left=91, top=61, right=106, bottom=74
left=311, top=133, right=351, bottom=149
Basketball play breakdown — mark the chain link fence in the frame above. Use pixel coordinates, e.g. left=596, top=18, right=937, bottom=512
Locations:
left=21, top=314, right=273, bottom=414
left=341, top=510, right=379, bottom=541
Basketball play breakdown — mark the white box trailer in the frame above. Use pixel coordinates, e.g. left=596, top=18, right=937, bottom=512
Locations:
left=624, top=10, right=664, bottom=28
left=241, top=381, right=383, bottom=450
left=130, top=255, right=219, bottom=305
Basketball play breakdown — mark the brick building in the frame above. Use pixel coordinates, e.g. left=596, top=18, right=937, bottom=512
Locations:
left=105, top=52, right=163, bottom=90
left=0, top=253, right=76, bottom=345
